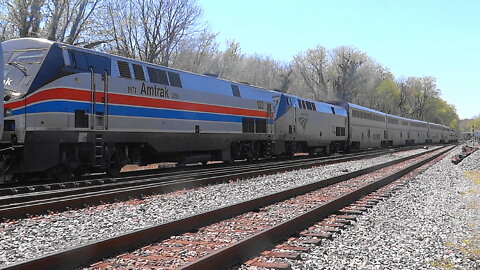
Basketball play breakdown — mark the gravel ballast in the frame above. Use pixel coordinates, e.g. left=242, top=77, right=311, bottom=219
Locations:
left=288, top=145, right=480, bottom=269
left=0, top=148, right=431, bottom=266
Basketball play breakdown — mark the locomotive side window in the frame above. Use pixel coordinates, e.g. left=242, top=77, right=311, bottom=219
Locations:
left=147, top=68, right=169, bottom=85
left=158, top=70, right=169, bottom=85
left=168, top=71, right=182, bottom=87
left=335, top=127, right=345, bottom=136
left=75, top=110, right=89, bottom=128
left=231, top=84, right=241, bottom=97
left=147, top=68, right=159, bottom=83
left=255, top=118, right=267, bottom=133
left=306, top=102, right=312, bottom=110
left=4, top=120, right=15, bottom=131
left=117, top=61, right=131, bottom=78
left=132, top=64, right=145, bottom=80
left=242, top=118, right=254, bottom=133
left=69, top=51, right=88, bottom=70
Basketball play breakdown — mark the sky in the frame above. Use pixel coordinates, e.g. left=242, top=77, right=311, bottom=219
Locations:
left=197, top=0, right=479, bottom=120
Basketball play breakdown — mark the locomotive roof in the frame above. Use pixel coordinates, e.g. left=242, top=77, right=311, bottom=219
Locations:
left=349, top=103, right=386, bottom=115
left=4, top=38, right=280, bottom=101
left=282, top=93, right=347, bottom=116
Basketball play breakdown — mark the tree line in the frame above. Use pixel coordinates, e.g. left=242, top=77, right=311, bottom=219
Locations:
left=0, top=0, right=461, bottom=128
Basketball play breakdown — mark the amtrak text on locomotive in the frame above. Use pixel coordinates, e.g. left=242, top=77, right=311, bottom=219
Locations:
left=128, top=82, right=169, bottom=98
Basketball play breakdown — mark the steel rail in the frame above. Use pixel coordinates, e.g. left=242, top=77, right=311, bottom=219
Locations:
left=0, top=145, right=423, bottom=196
left=179, top=145, right=454, bottom=270
left=0, top=147, right=392, bottom=200
left=0, top=146, right=452, bottom=270
left=0, top=147, right=422, bottom=220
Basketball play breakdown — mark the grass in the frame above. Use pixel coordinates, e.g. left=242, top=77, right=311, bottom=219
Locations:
left=430, top=258, right=454, bottom=269
left=464, top=171, right=480, bottom=186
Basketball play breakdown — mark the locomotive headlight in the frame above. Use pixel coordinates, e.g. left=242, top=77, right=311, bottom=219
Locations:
left=4, top=108, right=12, bottom=117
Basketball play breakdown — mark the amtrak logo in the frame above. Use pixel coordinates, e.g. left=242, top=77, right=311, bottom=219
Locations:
left=299, top=117, right=308, bottom=130
left=3, top=77, right=12, bottom=86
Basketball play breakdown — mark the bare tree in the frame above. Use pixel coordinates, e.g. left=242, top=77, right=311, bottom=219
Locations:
left=396, top=77, right=412, bottom=117
left=44, top=0, right=101, bottom=45
left=278, top=64, right=293, bottom=92
left=103, top=0, right=202, bottom=66
left=171, top=28, right=219, bottom=72
left=293, top=45, right=329, bottom=100
left=217, top=39, right=244, bottom=78
left=5, top=0, right=45, bottom=37
left=407, top=76, right=439, bottom=120
left=102, top=0, right=138, bottom=58
left=330, top=46, right=367, bottom=101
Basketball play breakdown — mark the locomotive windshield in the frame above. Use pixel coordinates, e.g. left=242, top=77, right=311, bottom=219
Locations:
left=9, top=49, right=45, bottom=64
left=3, top=48, right=47, bottom=100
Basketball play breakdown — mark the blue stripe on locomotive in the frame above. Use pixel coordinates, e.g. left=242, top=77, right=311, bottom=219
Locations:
left=15, top=100, right=274, bottom=124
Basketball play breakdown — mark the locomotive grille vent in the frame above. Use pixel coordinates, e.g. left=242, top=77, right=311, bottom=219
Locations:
left=132, top=64, right=145, bottom=80
left=118, top=61, right=131, bottom=79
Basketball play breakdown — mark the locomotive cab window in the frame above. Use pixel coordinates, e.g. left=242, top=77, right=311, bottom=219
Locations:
left=9, top=49, right=46, bottom=64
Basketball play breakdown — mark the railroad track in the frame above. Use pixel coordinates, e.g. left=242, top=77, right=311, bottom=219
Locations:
left=0, top=146, right=424, bottom=220
left=0, top=146, right=422, bottom=196
left=0, top=145, right=454, bottom=270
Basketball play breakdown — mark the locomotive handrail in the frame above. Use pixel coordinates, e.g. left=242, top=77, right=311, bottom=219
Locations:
left=104, top=69, right=108, bottom=130
left=89, top=66, right=95, bottom=130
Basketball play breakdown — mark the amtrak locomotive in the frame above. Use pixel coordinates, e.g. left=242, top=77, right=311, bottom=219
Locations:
left=0, top=38, right=456, bottom=182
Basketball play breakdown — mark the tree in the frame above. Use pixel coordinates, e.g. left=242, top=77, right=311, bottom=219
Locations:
left=293, top=45, right=329, bottom=100
left=405, top=76, right=439, bottom=120
left=423, top=97, right=459, bottom=128
left=171, top=28, right=219, bottom=73
left=329, top=46, right=367, bottom=101
left=0, top=0, right=102, bottom=45
left=371, top=76, right=401, bottom=114
left=44, top=0, right=102, bottom=46
left=396, top=78, right=412, bottom=117
left=101, top=0, right=203, bottom=66
left=5, top=0, right=45, bottom=38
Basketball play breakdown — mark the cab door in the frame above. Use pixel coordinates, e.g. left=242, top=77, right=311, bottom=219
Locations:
left=90, top=68, right=108, bottom=130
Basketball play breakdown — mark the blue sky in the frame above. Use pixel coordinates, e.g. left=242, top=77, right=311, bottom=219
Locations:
left=197, top=0, right=479, bottom=119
